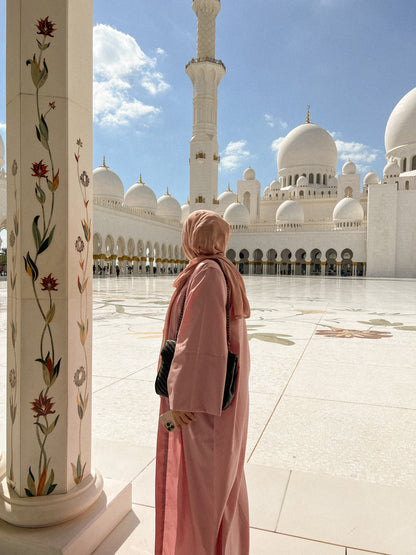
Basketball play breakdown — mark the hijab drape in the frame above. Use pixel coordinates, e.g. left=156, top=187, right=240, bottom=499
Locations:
left=162, top=210, right=250, bottom=344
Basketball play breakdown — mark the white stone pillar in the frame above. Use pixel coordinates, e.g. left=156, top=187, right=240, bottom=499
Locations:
left=336, top=259, right=342, bottom=277
left=321, top=261, right=326, bottom=276
left=2, top=0, right=107, bottom=530
left=305, top=260, right=311, bottom=276
left=352, top=262, right=357, bottom=277
left=276, top=259, right=281, bottom=276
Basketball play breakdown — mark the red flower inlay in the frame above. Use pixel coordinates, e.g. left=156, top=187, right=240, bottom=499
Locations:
left=31, top=160, right=48, bottom=179
left=49, top=101, right=56, bottom=109
left=41, top=273, right=59, bottom=292
left=36, top=17, right=56, bottom=38
left=31, top=391, right=56, bottom=418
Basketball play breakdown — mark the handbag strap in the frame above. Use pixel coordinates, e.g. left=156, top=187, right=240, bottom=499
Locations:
left=174, top=288, right=187, bottom=341
left=213, top=260, right=231, bottom=349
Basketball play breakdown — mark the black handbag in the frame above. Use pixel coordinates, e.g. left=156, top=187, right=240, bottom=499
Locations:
left=155, top=263, right=238, bottom=410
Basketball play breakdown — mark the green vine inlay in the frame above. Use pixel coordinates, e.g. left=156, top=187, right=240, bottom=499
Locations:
left=24, top=16, right=59, bottom=497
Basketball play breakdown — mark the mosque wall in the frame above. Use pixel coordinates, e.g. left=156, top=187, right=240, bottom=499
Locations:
left=395, top=191, right=416, bottom=277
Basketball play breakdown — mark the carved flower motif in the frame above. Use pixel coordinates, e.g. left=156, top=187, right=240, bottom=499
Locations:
left=80, top=171, right=90, bottom=187
left=316, top=326, right=393, bottom=339
left=31, top=160, right=48, bottom=179
left=36, top=17, right=56, bottom=38
left=73, top=366, right=86, bottom=387
left=76, top=138, right=83, bottom=147
left=31, top=391, right=56, bottom=418
left=40, top=273, right=59, bottom=291
left=9, top=368, right=17, bottom=388
left=75, top=236, right=85, bottom=253
left=12, top=160, right=18, bottom=176
left=9, top=230, right=16, bottom=248
left=48, top=101, right=56, bottom=110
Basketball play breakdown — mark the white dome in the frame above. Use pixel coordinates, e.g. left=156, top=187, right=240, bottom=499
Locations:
left=269, top=179, right=280, bottom=190
left=276, top=200, right=304, bottom=224
left=328, top=176, right=338, bottom=187
left=124, top=177, right=157, bottom=212
left=93, top=161, right=124, bottom=202
left=296, top=175, right=308, bottom=187
left=383, top=159, right=400, bottom=178
left=0, top=134, right=4, bottom=168
left=263, top=185, right=271, bottom=196
left=333, top=197, right=364, bottom=223
left=364, top=171, right=379, bottom=185
left=157, top=190, right=181, bottom=221
left=223, top=201, right=250, bottom=226
left=243, top=167, right=256, bottom=180
left=342, top=159, right=356, bottom=174
left=181, top=203, right=190, bottom=224
left=218, top=187, right=237, bottom=207
left=277, top=123, right=337, bottom=172
left=385, top=87, right=416, bottom=154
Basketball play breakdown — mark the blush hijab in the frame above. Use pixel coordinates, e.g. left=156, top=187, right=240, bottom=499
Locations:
left=162, top=210, right=250, bottom=343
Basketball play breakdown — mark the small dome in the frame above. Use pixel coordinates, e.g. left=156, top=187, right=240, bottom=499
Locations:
left=328, top=176, right=338, bottom=187
left=93, top=160, right=124, bottom=202
left=263, top=185, right=271, bottom=197
left=223, top=201, right=250, bottom=227
left=296, top=175, right=308, bottom=187
left=218, top=186, right=237, bottom=208
left=333, top=197, right=364, bottom=223
left=181, top=203, right=190, bottom=224
left=364, top=171, right=379, bottom=185
left=383, top=159, right=400, bottom=178
left=269, top=179, right=280, bottom=190
left=157, top=190, right=181, bottom=221
left=124, top=175, right=157, bottom=212
left=243, top=166, right=256, bottom=180
left=0, top=134, right=4, bottom=168
left=342, top=159, right=356, bottom=174
left=276, top=199, right=304, bottom=224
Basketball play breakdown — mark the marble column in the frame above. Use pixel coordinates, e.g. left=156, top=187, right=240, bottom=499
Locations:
left=321, top=261, right=326, bottom=276
left=1, top=0, right=104, bottom=527
left=305, top=261, right=311, bottom=276
left=336, top=260, right=342, bottom=277
left=352, top=262, right=357, bottom=277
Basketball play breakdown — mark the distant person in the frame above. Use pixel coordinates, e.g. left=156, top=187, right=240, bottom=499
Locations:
left=155, top=210, right=251, bottom=554
left=116, top=265, right=120, bottom=277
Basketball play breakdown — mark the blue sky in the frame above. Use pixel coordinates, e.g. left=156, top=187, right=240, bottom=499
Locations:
left=1, top=0, right=415, bottom=205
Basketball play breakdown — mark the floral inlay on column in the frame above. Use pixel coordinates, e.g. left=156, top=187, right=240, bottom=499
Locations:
left=8, top=159, right=19, bottom=489
left=71, top=138, right=91, bottom=485
left=24, top=16, right=60, bottom=497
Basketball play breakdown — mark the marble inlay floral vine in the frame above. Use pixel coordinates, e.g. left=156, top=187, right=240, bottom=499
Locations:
left=8, top=159, right=19, bottom=489
left=24, top=16, right=60, bottom=497
left=71, top=138, right=91, bottom=485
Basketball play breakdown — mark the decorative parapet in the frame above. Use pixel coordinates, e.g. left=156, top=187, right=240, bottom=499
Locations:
left=212, top=198, right=220, bottom=205
left=195, top=195, right=205, bottom=203
left=185, top=57, right=226, bottom=71
left=195, top=152, right=206, bottom=159
left=213, top=154, right=220, bottom=162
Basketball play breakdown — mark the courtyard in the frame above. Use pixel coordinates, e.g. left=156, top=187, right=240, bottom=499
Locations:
left=1, top=275, right=416, bottom=554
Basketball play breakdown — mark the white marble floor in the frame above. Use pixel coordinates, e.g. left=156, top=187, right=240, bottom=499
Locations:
left=1, top=275, right=416, bottom=554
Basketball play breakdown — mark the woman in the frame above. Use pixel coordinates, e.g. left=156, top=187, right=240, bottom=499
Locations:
left=155, top=210, right=251, bottom=555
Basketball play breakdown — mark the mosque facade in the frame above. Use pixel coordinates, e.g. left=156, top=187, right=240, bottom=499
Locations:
left=1, top=0, right=416, bottom=278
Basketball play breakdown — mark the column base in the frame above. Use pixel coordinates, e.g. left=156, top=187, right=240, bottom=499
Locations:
left=0, top=476, right=131, bottom=554
left=0, top=468, right=105, bottom=528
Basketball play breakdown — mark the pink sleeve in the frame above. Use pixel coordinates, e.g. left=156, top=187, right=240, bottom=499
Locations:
left=167, top=262, right=228, bottom=416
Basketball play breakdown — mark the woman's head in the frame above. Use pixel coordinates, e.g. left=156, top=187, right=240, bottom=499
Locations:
left=182, top=210, right=231, bottom=260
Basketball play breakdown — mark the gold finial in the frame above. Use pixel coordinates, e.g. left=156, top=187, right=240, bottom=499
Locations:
left=227, top=183, right=231, bottom=191
left=139, top=173, right=143, bottom=183
left=306, top=105, right=310, bottom=124
left=187, top=197, right=190, bottom=205
left=102, top=156, right=107, bottom=167
left=166, top=187, right=170, bottom=195
left=236, top=195, right=239, bottom=203
left=289, top=192, right=292, bottom=200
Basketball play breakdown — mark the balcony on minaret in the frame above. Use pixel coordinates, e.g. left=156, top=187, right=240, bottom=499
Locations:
left=212, top=198, right=220, bottom=205
left=213, top=153, right=220, bottom=163
left=195, top=152, right=206, bottom=164
left=195, top=195, right=206, bottom=203
left=185, top=57, right=226, bottom=71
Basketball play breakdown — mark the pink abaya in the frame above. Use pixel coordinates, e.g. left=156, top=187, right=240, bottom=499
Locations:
left=155, top=259, right=250, bottom=555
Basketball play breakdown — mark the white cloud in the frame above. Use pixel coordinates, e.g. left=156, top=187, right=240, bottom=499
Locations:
left=333, top=135, right=380, bottom=173
left=264, top=114, right=288, bottom=130
left=220, top=140, right=250, bottom=171
left=0, top=122, right=6, bottom=135
left=93, top=24, right=169, bottom=127
left=271, top=137, right=285, bottom=152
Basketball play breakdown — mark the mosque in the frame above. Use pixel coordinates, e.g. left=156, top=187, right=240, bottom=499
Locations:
left=1, top=0, right=416, bottom=278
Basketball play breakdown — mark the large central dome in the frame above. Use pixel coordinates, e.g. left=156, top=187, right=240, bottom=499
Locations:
left=385, top=87, right=416, bottom=155
left=277, top=123, right=337, bottom=172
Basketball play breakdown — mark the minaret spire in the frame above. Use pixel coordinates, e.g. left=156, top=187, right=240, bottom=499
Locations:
left=186, top=0, right=225, bottom=213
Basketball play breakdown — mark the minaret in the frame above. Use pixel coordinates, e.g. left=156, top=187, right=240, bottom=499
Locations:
left=186, top=0, right=225, bottom=213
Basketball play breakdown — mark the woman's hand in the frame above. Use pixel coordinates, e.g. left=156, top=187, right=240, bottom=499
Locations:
left=172, top=411, right=196, bottom=428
